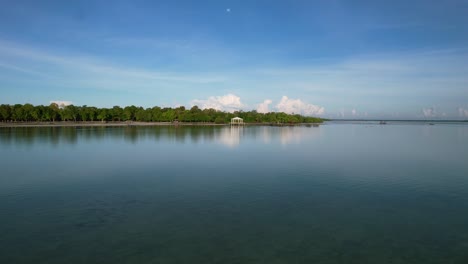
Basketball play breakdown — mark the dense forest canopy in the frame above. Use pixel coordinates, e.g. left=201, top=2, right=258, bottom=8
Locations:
left=0, top=103, right=324, bottom=124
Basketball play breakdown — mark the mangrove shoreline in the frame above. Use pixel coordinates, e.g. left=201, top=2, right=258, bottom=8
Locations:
left=0, top=121, right=323, bottom=128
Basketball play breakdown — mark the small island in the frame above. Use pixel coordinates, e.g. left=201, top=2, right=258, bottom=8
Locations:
left=0, top=103, right=324, bottom=127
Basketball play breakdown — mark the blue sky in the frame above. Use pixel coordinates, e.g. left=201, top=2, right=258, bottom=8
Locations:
left=0, top=0, right=468, bottom=119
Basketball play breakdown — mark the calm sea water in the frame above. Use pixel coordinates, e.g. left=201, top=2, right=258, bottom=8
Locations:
left=1, top=122, right=468, bottom=263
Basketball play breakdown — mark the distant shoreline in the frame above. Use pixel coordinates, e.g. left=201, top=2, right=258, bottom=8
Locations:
left=330, top=119, right=467, bottom=122
left=0, top=121, right=221, bottom=128
left=0, top=121, right=322, bottom=128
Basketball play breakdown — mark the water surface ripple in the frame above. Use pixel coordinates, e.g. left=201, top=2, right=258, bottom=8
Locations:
left=1, top=123, right=468, bottom=263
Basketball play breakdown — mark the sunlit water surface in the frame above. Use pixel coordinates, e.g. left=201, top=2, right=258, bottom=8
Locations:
left=1, top=122, right=468, bottom=263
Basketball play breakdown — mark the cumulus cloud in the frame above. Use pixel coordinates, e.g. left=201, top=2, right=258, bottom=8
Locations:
left=191, top=94, right=244, bottom=112
left=276, top=96, right=324, bottom=116
left=50, top=100, right=73, bottom=108
left=256, top=99, right=272, bottom=113
left=459, top=107, right=468, bottom=118
left=422, top=107, right=436, bottom=118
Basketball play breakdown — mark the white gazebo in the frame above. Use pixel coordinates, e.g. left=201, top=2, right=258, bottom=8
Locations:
left=230, top=117, right=244, bottom=126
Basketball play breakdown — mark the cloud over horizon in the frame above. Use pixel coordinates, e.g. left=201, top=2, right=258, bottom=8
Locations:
left=1, top=38, right=467, bottom=118
left=459, top=107, right=468, bottom=118
left=190, top=94, right=324, bottom=116
left=256, top=99, right=272, bottom=113
left=276, top=96, right=325, bottom=116
left=422, top=107, right=436, bottom=118
left=191, top=94, right=244, bottom=112
left=50, top=100, right=73, bottom=108
left=1, top=0, right=468, bottom=119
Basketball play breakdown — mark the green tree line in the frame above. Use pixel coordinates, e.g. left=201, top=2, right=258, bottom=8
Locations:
left=0, top=103, right=324, bottom=124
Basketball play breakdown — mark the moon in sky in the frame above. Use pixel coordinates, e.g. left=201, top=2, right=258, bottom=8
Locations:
left=226, top=8, right=231, bottom=12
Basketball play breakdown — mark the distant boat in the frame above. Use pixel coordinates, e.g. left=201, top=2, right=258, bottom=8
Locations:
left=379, top=121, right=387, bottom=125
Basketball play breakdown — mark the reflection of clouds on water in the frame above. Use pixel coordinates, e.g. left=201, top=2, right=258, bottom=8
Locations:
left=280, top=127, right=302, bottom=145
left=279, top=126, right=321, bottom=145
left=217, top=126, right=242, bottom=148
left=215, top=126, right=322, bottom=148
left=260, top=127, right=271, bottom=144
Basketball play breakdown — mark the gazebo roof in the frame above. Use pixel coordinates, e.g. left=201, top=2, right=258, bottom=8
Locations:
left=231, top=117, right=243, bottom=120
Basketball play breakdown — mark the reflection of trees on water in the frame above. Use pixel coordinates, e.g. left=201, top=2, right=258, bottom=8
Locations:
left=0, top=127, right=79, bottom=147
left=0, top=125, right=321, bottom=147
left=0, top=126, right=222, bottom=147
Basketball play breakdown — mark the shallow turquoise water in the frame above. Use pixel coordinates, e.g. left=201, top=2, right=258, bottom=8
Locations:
left=1, top=123, right=468, bottom=263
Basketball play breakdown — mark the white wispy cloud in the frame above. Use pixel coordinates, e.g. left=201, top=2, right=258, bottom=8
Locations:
left=0, top=62, right=49, bottom=77
left=255, top=49, right=468, bottom=103
left=102, top=35, right=238, bottom=66
left=2, top=38, right=468, bottom=118
left=0, top=40, right=226, bottom=89
left=276, top=96, right=324, bottom=116
left=191, top=94, right=244, bottom=112
left=256, top=99, right=272, bottom=113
